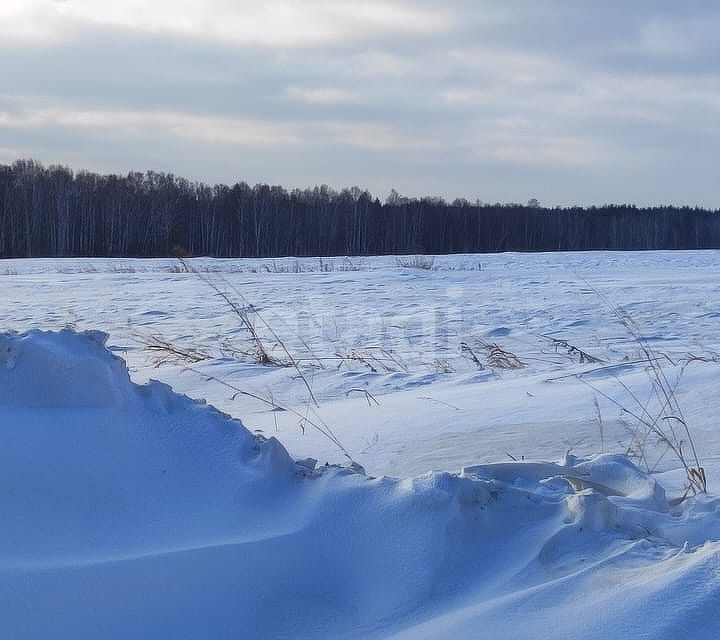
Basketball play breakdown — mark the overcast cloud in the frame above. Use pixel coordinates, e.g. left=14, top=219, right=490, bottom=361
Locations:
left=1, top=0, right=718, bottom=206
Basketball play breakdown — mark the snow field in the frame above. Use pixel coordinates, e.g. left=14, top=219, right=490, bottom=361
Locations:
left=1, top=251, right=720, bottom=637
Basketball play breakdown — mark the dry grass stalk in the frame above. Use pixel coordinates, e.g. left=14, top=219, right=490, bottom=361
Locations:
left=480, top=340, right=525, bottom=370
left=579, top=283, right=706, bottom=496
left=184, top=366, right=353, bottom=463
left=540, top=334, right=604, bottom=364
left=178, top=257, right=319, bottom=407
left=460, top=341, right=484, bottom=369
left=346, top=388, right=381, bottom=406
left=395, top=255, right=435, bottom=270
left=131, top=329, right=211, bottom=367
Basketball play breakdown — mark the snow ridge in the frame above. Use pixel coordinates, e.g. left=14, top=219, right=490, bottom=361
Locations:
left=1, top=330, right=719, bottom=639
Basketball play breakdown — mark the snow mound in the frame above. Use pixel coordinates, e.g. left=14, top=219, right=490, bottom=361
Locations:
left=0, top=329, right=133, bottom=408
left=1, top=330, right=719, bottom=639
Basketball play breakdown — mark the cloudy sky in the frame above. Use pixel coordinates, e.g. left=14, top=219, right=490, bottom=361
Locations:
left=1, top=1, right=718, bottom=206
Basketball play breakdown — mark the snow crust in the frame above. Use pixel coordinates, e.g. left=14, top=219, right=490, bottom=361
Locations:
left=1, top=328, right=720, bottom=638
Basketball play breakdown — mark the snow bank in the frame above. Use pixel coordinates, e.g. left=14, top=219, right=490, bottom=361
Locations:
left=1, top=330, right=719, bottom=639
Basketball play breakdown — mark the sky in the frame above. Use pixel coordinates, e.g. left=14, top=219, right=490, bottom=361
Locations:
left=1, top=0, right=718, bottom=207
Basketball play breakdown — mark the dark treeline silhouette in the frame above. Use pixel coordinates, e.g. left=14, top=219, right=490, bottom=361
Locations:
left=1, top=159, right=718, bottom=258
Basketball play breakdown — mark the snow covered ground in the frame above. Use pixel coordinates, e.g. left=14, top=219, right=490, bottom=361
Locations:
left=1, top=251, right=719, bottom=638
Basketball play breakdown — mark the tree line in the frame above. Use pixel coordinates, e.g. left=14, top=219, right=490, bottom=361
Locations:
left=0, top=159, right=718, bottom=258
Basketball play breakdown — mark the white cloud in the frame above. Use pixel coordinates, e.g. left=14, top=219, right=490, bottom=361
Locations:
left=1, top=0, right=452, bottom=47
left=0, top=103, right=303, bottom=146
left=318, top=121, right=449, bottom=152
left=285, top=87, right=357, bottom=105
left=0, top=1, right=73, bottom=43
left=0, top=101, right=449, bottom=152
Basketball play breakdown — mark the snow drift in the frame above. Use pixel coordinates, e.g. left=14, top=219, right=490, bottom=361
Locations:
left=1, top=330, right=719, bottom=639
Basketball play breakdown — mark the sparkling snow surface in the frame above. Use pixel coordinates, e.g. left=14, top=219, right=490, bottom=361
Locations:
left=1, top=251, right=719, bottom=638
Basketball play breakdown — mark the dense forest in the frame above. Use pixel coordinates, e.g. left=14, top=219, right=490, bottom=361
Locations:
left=0, top=159, right=718, bottom=258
